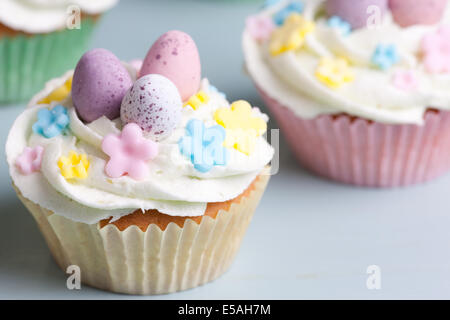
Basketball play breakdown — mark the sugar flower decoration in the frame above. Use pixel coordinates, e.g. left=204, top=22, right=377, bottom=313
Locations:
left=209, top=84, right=226, bottom=99
left=273, top=1, right=304, bottom=26
left=101, top=123, right=158, bottom=180
left=16, top=146, right=44, bottom=175
left=269, top=13, right=315, bottom=56
left=58, top=151, right=90, bottom=180
left=327, top=16, right=352, bottom=36
left=38, top=76, right=72, bottom=105
left=392, top=70, right=418, bottom=92
left=214, top=100, right=267, bottom=155
left=32, top=105, right=70, bottom=138
left=246, top=15, right=276, bottom=42
left=316, top=57, right=354, bottom=89
left=179, top=119, right=228, bottom=173
left=184, top=91, right=210, bottom=110
left=421, top=26, right=450, bottom=74
left=371, top=44, right=399, bottom=70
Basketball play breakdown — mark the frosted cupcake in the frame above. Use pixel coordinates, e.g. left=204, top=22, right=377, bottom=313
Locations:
left=6, top=30, right=274, bottom=294
left=243, top=0, right=450, bottom=187
left=0, top=0, right=118, bottom=103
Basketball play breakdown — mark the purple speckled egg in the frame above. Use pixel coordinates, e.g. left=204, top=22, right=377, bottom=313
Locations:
left=326, top=0, right=388, bottom=29
left=72, top=48, right=133, bottom=123
left=120, top=74, right=182, bottom=141
left=140, top=30, right=201, bottom=102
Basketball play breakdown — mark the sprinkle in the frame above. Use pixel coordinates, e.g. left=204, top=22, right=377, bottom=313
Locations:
left=58, top=151, right=90, bottom=180
left=246, top=15, right=276, bottom=41
left=16, top=146, right=44, bottom=175
left=315, top=57, right=354, bottom=89
left=269, top=13, right=315, bottom=56
left=327, top=16, right=352, bottom=36
left=179, top=119, right=228, bottom=173
left=273, top=1, right=304, bottom=26
left=32, top=105, right=70, bottom=138
left=184, top=91, right=210, bottom=110
left=101, top=123, right=158, bottom=180
left=392, top=70, right=418, bottom=92
left=421, top=26, right=450, bottom=74
left=39, top=77, right=73, bottom=104
left=371, top=44, right=400, bottom=70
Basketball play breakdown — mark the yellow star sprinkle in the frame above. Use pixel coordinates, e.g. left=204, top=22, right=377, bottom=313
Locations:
left=315, top=57, right=354, bottom=89
left=58, top=151, right=90, bottom=180
left=214, top=100, right=267, bottom=155
left=269, top=13, right=315, bottom=56
left=184, top=91, right=210, bottom=110
left=39, top=76, right=73, bottom=104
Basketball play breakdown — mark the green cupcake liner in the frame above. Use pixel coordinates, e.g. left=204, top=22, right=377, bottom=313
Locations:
left=0, top=18, right=96, bottom=104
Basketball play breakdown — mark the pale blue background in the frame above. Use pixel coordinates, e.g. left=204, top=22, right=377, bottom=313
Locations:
left=1, top=0, right=450, bottom=299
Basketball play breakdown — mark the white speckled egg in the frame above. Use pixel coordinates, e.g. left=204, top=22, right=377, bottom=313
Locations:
left=120, top=74, right=182, bottom=141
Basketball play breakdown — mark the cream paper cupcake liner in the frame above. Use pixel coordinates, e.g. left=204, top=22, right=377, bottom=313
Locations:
left=13, top=172, right=270, bottom=295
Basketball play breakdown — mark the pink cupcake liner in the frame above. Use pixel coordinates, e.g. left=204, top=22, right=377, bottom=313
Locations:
left=257, top=87, right=450, bottom=187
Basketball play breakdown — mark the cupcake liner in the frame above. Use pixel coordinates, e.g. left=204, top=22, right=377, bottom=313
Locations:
left=257, top=87, right=450, bottom=187
left=13, top=173, right=270, bottom=295
left=0, top=18, right=96, bottom=104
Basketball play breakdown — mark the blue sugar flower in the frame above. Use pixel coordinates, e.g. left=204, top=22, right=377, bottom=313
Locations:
left=328, top=16, right=352, bottom=36
left=179, top=119, right=228, bottom=173
left=273, top=1, right=304, bottom=26
left=372, top=44, right=400, bottom=70
left=32, top=105, right=70, bottom=138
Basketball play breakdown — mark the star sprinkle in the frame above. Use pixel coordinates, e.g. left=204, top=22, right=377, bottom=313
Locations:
left=32, top=105, right=70, bottom=138
left=327, top=16, right=352, bottom=36
left=58, top=151, right=90, bottom=180
left=315, top=57, right=354, bottom=89
left=246, top=15, right=276, bottom=41
left=269, top=13, right=315, bottom=56
left=371, top=44, right=399, bottom=70
left=421, top=26, right=450, bottom=74
left=16, top=146, right=44, bottom=175
left=214, top=100, right=267, bottom=155
left=179, top=119, right=228, bottom=173
left=101, top=123, right=158, bottom=180
left=38, top=76, right=73, bottom=105
left=392, top=70, right=418, bottom=92
left=273, top=1, right=304, bottom=26
left=184, top=91, right=210, bottom=110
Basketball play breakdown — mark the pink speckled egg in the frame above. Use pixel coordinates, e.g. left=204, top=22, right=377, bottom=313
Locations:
left=389, top=0, right=447, bottom=27
left=139, top=30, right=201, bottom=102
left=72, top=48, right=133, bottom=123
left=120, top=74, right=182, bottom=141
left=326, top=0, right=388, bottom=29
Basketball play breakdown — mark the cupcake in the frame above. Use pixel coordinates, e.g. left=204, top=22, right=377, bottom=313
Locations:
left=243, top=0, right=450, bottom=187
left=6, top=30, right=274, bottom=294
left=0, top=0, right=118, bottom=104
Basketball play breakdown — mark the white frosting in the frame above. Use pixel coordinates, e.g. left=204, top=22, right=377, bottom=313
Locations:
left=0, top=0, right=118, bottom=33
left=243, top=0, right=450, bottom=124
left=6, top=66, right=274, bottom=224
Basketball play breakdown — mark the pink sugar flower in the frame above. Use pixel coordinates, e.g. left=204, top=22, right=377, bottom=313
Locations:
left=421, top=26, right=450, bottom=73
left=16, top=146, right=44, bottom=175
left=392, top=70, right=418, bottom=92
left=246, top=15, right=276, bottom=41
left=101, top=123, right=158, bottom=180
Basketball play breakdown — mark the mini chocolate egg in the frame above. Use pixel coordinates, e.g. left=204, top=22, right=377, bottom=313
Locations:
left=326, top=0, right=388, bottom=29
left=120, top=74, right=182, bottom=141
left=72, top=48, right=133, bottom=123
left=389, top=0, right=447, bottom=27
left=140, top=30, right=201, bottom=102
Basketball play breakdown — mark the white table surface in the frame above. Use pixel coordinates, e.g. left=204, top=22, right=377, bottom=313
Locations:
left=1, top=0, right=450, bottom=300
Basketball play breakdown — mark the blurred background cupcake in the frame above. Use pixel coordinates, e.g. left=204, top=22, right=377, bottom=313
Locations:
left=243, top=0, right=450, bottom=188
left=0, top=0, right=118, bottom=104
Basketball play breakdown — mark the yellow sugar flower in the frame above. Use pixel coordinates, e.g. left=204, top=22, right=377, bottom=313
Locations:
left=269, top=13, right=315, bottom=56
left=214, top=100, right=267, bottom=155
left=184, top=90, right=210, bottom=110
left=58, top=151, right=90, bottom=180
left=39, top=76, right=73, bottom=104
left=315, top=57, right=354, bottom=89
